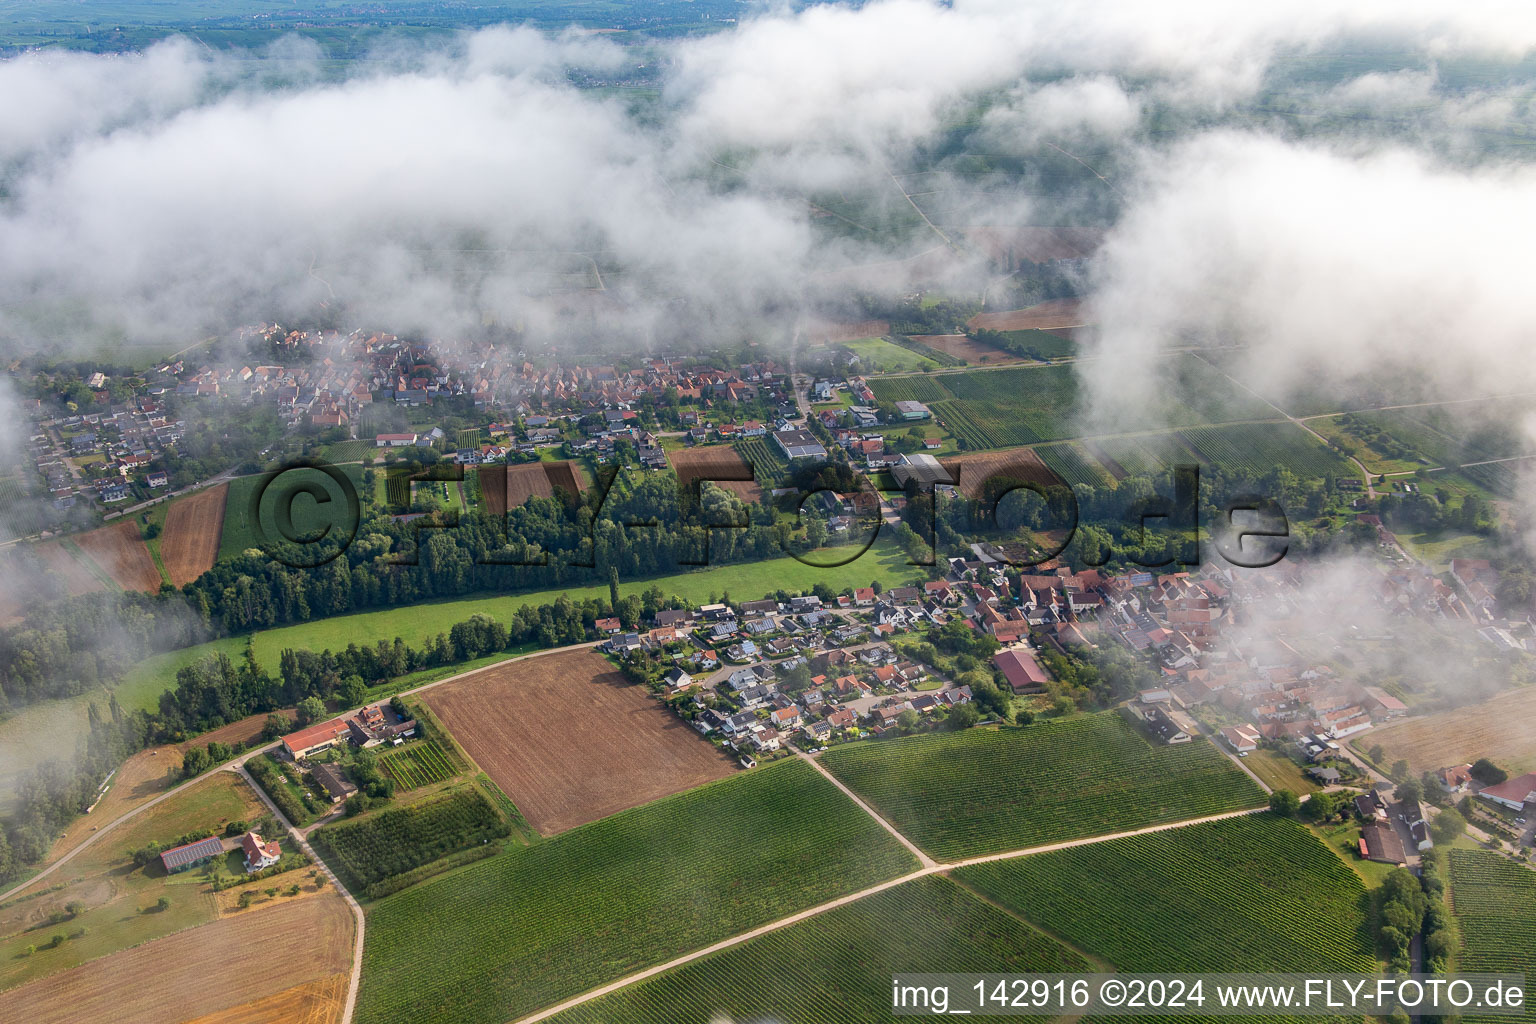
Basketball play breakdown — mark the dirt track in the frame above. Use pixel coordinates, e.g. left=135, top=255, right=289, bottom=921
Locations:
left=425, top=648, right=735, bottom=835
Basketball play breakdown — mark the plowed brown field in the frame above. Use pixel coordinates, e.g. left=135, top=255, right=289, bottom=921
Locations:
left=479, top=461, right=586, bottom=517
left=75, top=520, right=161, bottom=592
left=669, top=445, right=764, bottom=503
left=0, top=893, right=354, bottom=1024
left=183, top=973, right=347, bottom=1024
left=424, top=648, right=734, bottom=835
left=162, top=484, right=228, bottom=586
left=963, top=225, right=1103, bottom=264
left=968, top=297, right=1091, bottom=332
left=909, top=333, right=1022, bottom=364
left=941, top=447, right=1063, bottom=500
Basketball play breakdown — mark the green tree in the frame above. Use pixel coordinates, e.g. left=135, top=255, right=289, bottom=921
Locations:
left=1431, top=808, right=1467, bottom=845
left=1268, top=789, right=1301, bottom=817
left=949, top=703, right=980, bottom=730
left=1471, top=759, right=1508, bottom=786
left=296, top=695, right=326, bottom=726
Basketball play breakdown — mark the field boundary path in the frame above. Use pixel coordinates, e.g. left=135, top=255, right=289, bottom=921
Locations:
left=509, top=804, right=1267, bottom=1024
left=238, top=763, right=366, bottom=1024
left=794, top=747, right=936, bottom=868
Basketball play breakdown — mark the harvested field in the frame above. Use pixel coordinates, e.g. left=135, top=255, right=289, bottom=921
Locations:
left=0, top=894, right=354, bottom=1024
left=940, top=447, right=1064, bottom=500
left=968, top=297, right=1091, bottom=332
left=669, top=445, right=764, bottom=503
left=75, top=520, right=161, bottom=592
left=183, top=973, right=347, bottom=1024
left=32, top=541, right=106, bottom=597
left=909, top=333, right=1022, bottom=364
left=963, top=225, right=1104, bottom=264
left=43, top=744, right=182, bottom=866
left=807, top=319, right=889, bottom=344
left=161, top=483, right=228, bottom=585
left=1359, top=687, right=1536, bottom=776
left=480, top=461, right=586, bottom=517
left=176, top=708, right=297, bottom=756
left=424, top=648, right=735, bottom=835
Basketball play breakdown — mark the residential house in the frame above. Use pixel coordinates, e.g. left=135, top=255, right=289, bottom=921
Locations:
left=241, top=831, right=283, bottom=873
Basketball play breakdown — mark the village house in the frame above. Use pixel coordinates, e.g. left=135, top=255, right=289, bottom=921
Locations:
left=241, top=831, right=283, bottom=873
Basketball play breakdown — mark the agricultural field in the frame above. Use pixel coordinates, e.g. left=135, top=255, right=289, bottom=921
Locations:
left=1308, top=414, right=1427, bottom=475
left=842, top=336, right=941, bottom=373
left=424, top=648, right=734, bottom=835
left=866, top=373, right=951, bottom=405
left=733, top=435, right=789, bottom=487
left=994, top=327, right=1076, bottom=359
left=669, top=445, right=763, bottom=504
left=907, top=333, right=1023, bottom=364
left=1, top=771, right=269, bottom=991
left=1355, top=687, right=1536, bottom=776
left=1084, top=434, right=1198, bottom=479
left=218, top=465, right=367, bottom=562
left=819, top=714, right=1265, bottom=860
left=183, top=974, right=348, bottom=1024
left=74, top=520, right=162, bottom=592
left=1035, top=441, right=1114, bottom=487
left=806, top=318, right=890, bottom=344
left=939, top=446, right=1063, bottom=499
left=1447, top=849, right=1536, bottom=1020
left=311, top=786, right=509, bottom=895
left=32, top=540, right=109, bottom=596
left=547, top=875, right=1091, bottom=1024
left=316, top=439, right=378, bottom=463
left=0, top=471, right=54, bottom=540
left=955, top=815, right=1376, bottom=975
left=160, top=483, right=228, bottom=586
left=378, top=739, right=458, bottom=790
left=967, top=297, right=1090, bottom=332
left=504, top=460, right=585, bottom=509
left=40, top=743, right=184, bottom=867
left=355, top=757, right=920, bottom=1024
left=962, top=225, right=1104, bottom=264
left=0, top=893, right=354, bottom=1024
left=1179, top=422, right=1354, bottom=480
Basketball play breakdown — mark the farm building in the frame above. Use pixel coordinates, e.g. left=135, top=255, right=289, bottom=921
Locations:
left=993, top=648, right=1050, bottom=694
left=282, top=718, right=353, bottom=759
left=241, top=831, right=282, bottom=873
left=772, top=428, right=827, bottom=460
left=1479, top=772, right=1536, bottom=811
left=890, top=453, right=952, bottom=489
left=312, top=763, right=358, bottom=803
left=159, top=836, right=225, bottom=875
left=375, top=433, right=418, bottom=447
left=1359, top=822, right=1407, bottom=865
left=894, top=400, right=931, bottom=420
